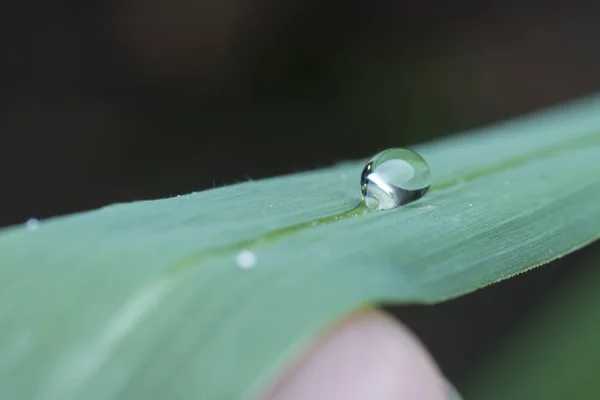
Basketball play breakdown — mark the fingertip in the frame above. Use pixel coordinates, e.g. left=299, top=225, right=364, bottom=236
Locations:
left=259, top=308, right=453, bottom=400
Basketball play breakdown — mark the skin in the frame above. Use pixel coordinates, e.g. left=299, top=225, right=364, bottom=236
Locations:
left=258, top=309, right=461, bottom=400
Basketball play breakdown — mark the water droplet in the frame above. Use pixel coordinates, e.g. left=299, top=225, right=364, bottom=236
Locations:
left=236, top=250, right=257, bottom=269
left=25, top=218, right=39, bottom=231
left=360, top=148, right=431, bottom=210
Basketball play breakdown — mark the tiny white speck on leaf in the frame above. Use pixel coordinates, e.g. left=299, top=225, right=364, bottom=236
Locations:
left=469, top=203, right=473, bottom=207
left=25, top=218, right=39, bottom=231
left=236, top=250, right=257, bottom=269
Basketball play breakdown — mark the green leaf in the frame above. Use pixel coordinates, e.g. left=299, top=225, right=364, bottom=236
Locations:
left=1, top=95, right=600, bottom=399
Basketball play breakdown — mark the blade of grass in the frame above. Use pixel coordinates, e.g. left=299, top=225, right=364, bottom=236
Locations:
left=1, top=95, right=600, bottom=399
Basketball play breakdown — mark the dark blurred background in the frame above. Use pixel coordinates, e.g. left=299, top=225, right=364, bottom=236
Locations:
left=3, top=0, right=600, bottom=395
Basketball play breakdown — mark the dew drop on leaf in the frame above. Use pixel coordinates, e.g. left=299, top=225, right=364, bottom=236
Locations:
left=25, top=218, right=40, bottom=231
left=360, top=148, right=431, bottom=210
left=236, top=250, right=257, bottom=269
